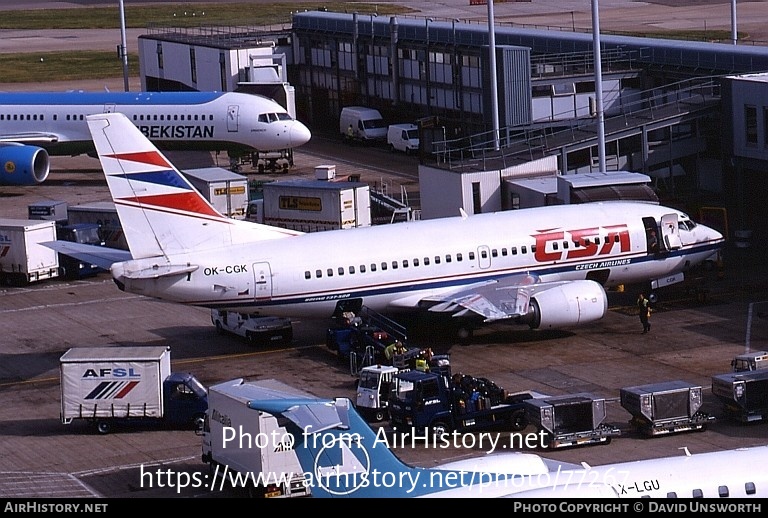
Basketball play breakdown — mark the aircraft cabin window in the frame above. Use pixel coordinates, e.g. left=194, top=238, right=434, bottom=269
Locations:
left=521, top=246, right=527, bottom=254
left=666, top=492, right=678, bottom=498
left=501, top=248, right=507, bottom=256
left=445, top=255, right=452, bottom=263
left=745, top=482, right=756, bottom=495
left=456, top=253, right=462, bottom=262
left=424, top=257, right=430, bottom=265
left=370, top=264, right=377, bottom=272
left=552, top=243, right=559, bottom=250
left=349, top=266, right=355, bottom=274
left=402, top=260, right=408, bottom=268
left=511, top=247, right=517, bottom=255
left=692, top=489, right=703, bottom=498
left=563, top=241, right=569, bottom=249
left=491, top=249, right=498, bottom=257
left=434, top=256, right=441, bottom=264
left=304, top=271, right=311, bottom=279
left=315, top=269, right=322, bottom=278
left=360, top=265, right=366, bottom=273
left=391, top=261, right=398, bottom=269
left=338, top=267, right=344, bottom=276
left=327, top=268, right=333, bottom=277
left=413, top=258, right=419, bottom=267
left=718, top=485, right=729, bottom=497
left=381, top=262, right=387, bottom=270
left=469, top=252, right=475, bottom=260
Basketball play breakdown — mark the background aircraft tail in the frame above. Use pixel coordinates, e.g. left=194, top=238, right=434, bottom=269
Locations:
left=248, top=397, right=516, bottom=498
left=86, top=113, right=299, bottom=260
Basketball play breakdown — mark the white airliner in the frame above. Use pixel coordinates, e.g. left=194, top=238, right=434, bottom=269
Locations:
left=47, top=112, right=724, bottom=340
left=0, top=90, right=311, bottom=186
left=247, top=394, right=768, bottom=498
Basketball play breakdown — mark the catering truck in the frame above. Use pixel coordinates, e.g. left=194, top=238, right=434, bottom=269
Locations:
left=201, top=378, right=311, bottom=498
left=524, top=392, right=621, bottom=449
left=0, top=218, right=60, bottom=285
left=59, top=346, right=208, bottom=434
left=711, top=369, right=768, bottom=423
left=620, top=380, right=715, bottom=436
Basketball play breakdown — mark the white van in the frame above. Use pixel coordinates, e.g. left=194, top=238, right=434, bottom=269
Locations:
left=387, top=123, right=420, bottom=155
left=340, top=106, right=387, bottom=142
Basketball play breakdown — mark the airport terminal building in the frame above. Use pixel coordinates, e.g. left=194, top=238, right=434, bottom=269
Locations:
left=138, top=10, right=768, bottom=243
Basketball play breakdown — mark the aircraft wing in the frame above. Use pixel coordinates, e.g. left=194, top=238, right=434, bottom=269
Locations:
left=0, top=132, right=60, bottom=145
left=41, top=241, right=132, bottom=270
left=421, top=273, right=565, bottom=322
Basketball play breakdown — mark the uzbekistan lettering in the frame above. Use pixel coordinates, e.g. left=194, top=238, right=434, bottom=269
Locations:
left=138, top=125, right=215, bottom=139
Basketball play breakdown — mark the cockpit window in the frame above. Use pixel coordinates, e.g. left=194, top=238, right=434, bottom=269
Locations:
left=258, top=113, right=289, bottom=123
left=679, top=219, right=697, bottom=231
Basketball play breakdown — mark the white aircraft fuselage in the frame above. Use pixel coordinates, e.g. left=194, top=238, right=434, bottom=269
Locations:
left=0, top=91, right=311, bottom=185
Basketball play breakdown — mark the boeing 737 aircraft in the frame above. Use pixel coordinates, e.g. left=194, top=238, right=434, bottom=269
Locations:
left=242, top=390, right=768, bottom=498
left=47, top=112, right=724, bottom=341
left=0, top=90, right=311, bottom=185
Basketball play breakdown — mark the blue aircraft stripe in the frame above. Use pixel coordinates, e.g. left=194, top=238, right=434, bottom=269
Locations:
left=120, top=170, right=193, bottom=190
left=202, top=242, right=723, bottom=311
left=0, top=91, right=224, bottom=106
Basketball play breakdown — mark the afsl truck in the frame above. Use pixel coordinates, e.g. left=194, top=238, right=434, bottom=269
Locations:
left=60, top=346, right=208, bottom=434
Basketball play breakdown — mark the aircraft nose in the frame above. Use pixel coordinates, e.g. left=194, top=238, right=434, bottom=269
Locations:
left=290, top=121, right=312, bottom=147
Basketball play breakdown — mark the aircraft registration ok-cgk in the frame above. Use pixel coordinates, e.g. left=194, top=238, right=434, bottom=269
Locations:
left=0, top=90, right=311, bottom=185
left=245, top=391, right=768, bottom=498
left=48, top=112, right=724, bottom=342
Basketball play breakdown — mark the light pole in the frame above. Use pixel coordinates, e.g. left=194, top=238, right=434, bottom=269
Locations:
left=370, top=13, right=378, bottom=98
left=591, top=0, right=606, bottom=172
left=425, top=17, right=433, bottom=114
left=118, top=0, right=129, bottom=91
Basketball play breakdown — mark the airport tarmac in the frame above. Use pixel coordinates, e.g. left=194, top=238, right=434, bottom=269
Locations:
left=2, top=132, right=768, bottom=499
left=2, top=0, right=768, bottom=499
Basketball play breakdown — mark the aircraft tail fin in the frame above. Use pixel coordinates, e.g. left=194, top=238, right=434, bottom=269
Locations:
left=86, top=112, right=298, bottom=260
left=248, top=397, right=440, bottom=498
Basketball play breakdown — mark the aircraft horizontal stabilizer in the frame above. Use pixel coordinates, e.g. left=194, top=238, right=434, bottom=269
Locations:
left=120, top=263, right=199, bottom=280
left=41, top=241, right=132, bottom=270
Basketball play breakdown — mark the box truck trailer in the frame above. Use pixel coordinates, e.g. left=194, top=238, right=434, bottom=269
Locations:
left=0, top=218, right=60, bottom=285
left=201, top=378, right=311, bottom=498
left=60, top=346, right=208, bottom=434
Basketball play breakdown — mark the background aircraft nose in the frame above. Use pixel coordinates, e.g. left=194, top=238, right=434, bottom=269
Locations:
left=290, top=121, right=312, bottom=147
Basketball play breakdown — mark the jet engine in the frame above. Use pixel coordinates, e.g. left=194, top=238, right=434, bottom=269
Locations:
left=0, top=144, right=50, bottom=185
left=521, top=280, right=608, bottom=330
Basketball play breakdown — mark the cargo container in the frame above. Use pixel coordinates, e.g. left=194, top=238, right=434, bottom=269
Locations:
left=27, top=200, right=68, bottom=224
left=0, top=218, right=60, bottom=285
left=181, top=167, right=248, bottom=220
left=262, top=179, right=371, bottom=232
left=67, top=201, right=127, bottom=250
left=524, top=393, right=621, bottom=448
left=620, top=380, right=715, bottom=436
left=712, top=370, right=768, bottom=423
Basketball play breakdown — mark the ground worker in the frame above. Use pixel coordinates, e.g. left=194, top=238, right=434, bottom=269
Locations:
left=637, top=293, right=651, bottom=333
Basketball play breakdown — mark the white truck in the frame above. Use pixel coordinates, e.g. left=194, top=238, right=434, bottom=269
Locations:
left=0, top=218, right=60, bottom=286
left=181, top=167, right=249, bottom=220
left=387, top=123, right=420, bottom=155
left=211, top=309, right=293, bottom=345
left=340, top=106, right=387, bottom=142
left=67, top=201, right=127, bottom=250
left=201, top=378, right=312, bottom=498
left=60, top=346, right=208, bottom=434
left=262, top=179, right=371, bottom=231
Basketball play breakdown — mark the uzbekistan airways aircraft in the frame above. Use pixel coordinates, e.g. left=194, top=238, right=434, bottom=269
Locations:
left=48, top=112, right=724, bottom=340
left=0, top=90, right=311, bottom=186
left=236, top=388, right=768, bottom=498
